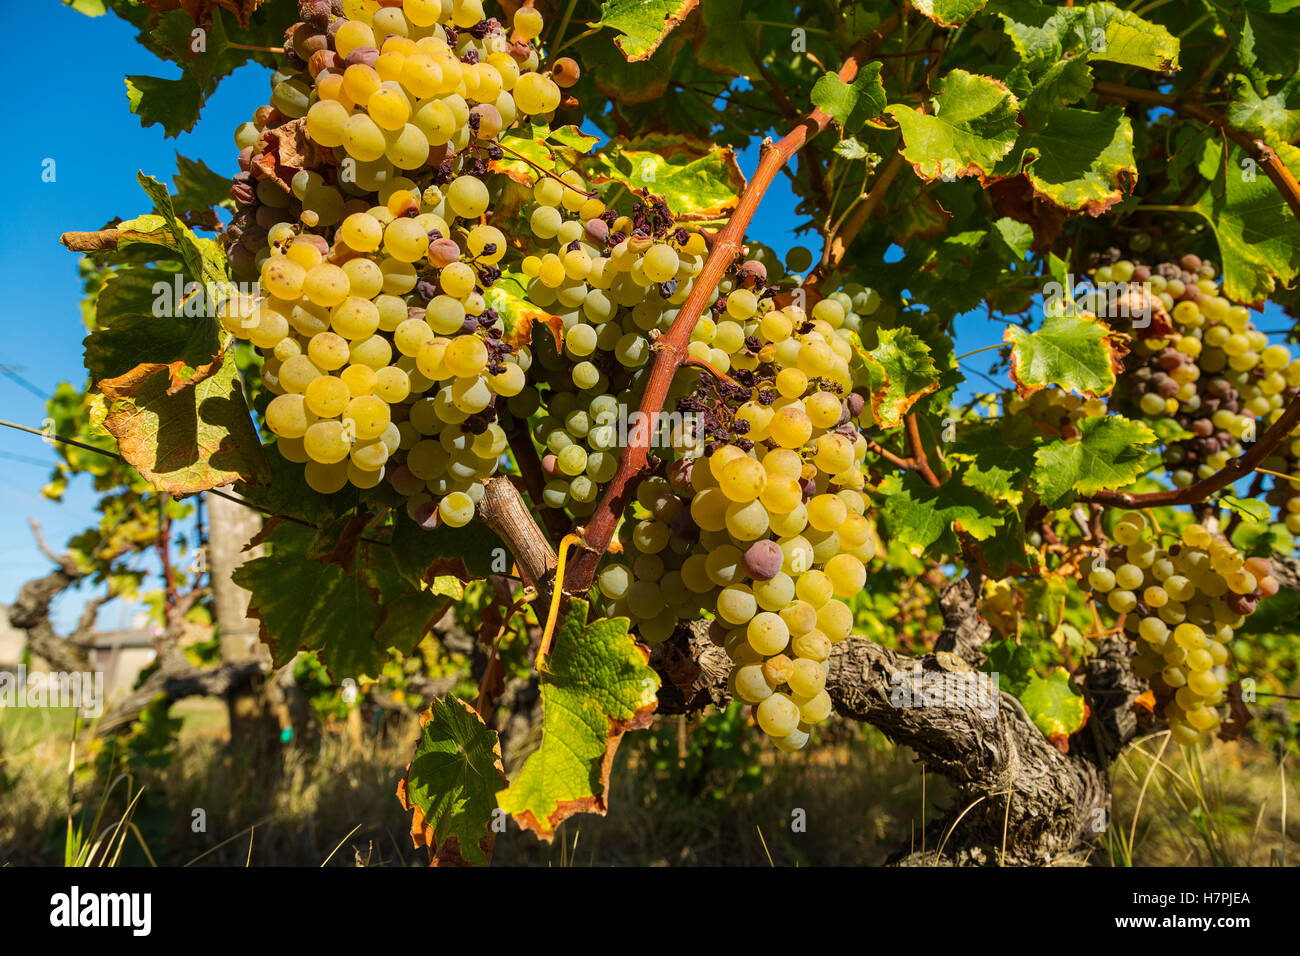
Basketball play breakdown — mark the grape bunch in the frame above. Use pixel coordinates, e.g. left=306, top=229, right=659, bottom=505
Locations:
left=595, top=285, right=881, bottom=751
left=1088, top=512, right=1277, bottom=745
left=507, top=181, right=709, bottom=517
left=1007, top=387, right=1108, bottom=442
left=221, top=0, right=571, bottom=526
left=1098, top=255, right=1300, bottom=517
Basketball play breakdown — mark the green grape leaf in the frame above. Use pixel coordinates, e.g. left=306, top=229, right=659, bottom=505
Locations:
left=969, top=508, right=1032, bottom=578
left=1204, top=0, right=1300, bottom=84
left=1217, top=495, right=1272, bottom=524
left=811, top=62, right=886, bottom=133
left=991, top=0, right=1083, bottom=74
left=913, top=0, right=990, bottom=27
left=1012, top=106, right=1136, bottom=214
left=863, top=327, right=942, bottom=429
left=84, top=313, right=222, bottom=393
left=124, top=7, right=277, bottom=136
left=496, top=599, right=658, bottom=840
left=98, top=347, right=269, bottom=495
left=94, top=264, right=187, bottom=329
left=595, top=0, right=700, bottom=62
left=172, top=153, right=235, bottom=219
left=948, top=422, right=1042, bottom=507
left=492, top=123, right=598, bottom=185
left=389, top=509, right=507, bottom=585
left=992, top=216, right=1035, bottom=260
left=693, top=0, right=761, bottom=76
left=1227, top=74, right=1300, bottom=146
left=833, top=137, right=877, bottom=161
left=133, top=173, right=228, bottom=291
left=125, top=74, right=204, bottom=139
left=1191, top=139, right=1300, bottom=304
left=584, top=134, right=747, bottom=220
left=573, top=29, right=687, bottom=105
left=233, top=523, right=409, bottom=679
left=1022, top=58, right=1094, bottom=123
left=486, top=271, right=565, bottom=352
left=879, top=472, right=1005, bottom=556
left=1005, top=313, right=1125, bottom=398
left=990, top=0, right=1179, bottom=74
left=234, top=442, right=351, bottom=525
left=398, top=696, right=507, bottom=866
left=885, top=69, right=1021, bottom=183
left=373, top=590, right=454, bottom=658
left=1082, top=2, right=1180, bottom=72
left=1031, top=414, right=1156, bottom=506
left=1018, top=668, right=1087, bottom=741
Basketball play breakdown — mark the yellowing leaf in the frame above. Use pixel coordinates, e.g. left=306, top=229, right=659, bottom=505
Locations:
left=595, top=0, right=699, bottom=61
left=496, top=600, right=658, bottom=840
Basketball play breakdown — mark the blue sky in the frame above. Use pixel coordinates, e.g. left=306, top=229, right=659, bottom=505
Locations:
left=0, top=4, right=1284, bottom=634
left=0, top=3, right=271, bottom=631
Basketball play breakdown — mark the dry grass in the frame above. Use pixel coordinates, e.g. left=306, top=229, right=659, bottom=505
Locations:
left=1, top=703, right=1295, bottom=866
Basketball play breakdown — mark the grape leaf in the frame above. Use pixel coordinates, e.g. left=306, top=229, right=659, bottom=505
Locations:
left=496, top=599, right=658, bottom=840
left=1005, top=313, right=1125, bottom=398
left=1204, top=0, right=1300, bottom=84
left=233, top=522, right=387, bottom=676
left=1018, top=668, right=1087, bottom=740
left=863, top=327, right=942, bottom=429
left=990, top=1, right=1179, bottom=74
left=486, top=271, right=565, bottom=352
left=595, top=0, right=699, bottom=62
left=1082, top=3, right=1180, bottom=72
left=1022, top=58, right=1094, bottom=123
left=879, top=472, right=1005, bottom=556
left=84, top=313, right=222, bottom=393
left=948, top=422, right=1042, bottom=506
left=913, top=0, right=990, bottom=27
left=233, top=521, right=448, bottom=678
left=491, top=123, right=599, bottom=185
left=1217, top=495, right=1272, bottom=523
left=967, top=509, right=1032, bottom=578
left=573, top=29, right=687, bottom=105
left=133, top=173, right=228, bottom=290
left=1031, top=414, right=1156, bottom=506
left=389, top=509, right=508, bottom=584
left=1191, top=139, right=1300, bottom=304
left=811, top=62, right=886, bottom=133
left=1013, top=106, right=1136, bottom=214
left=98, top=347, right=269, bottom=494
left=234, top=441, right=352, bottom=524
left=584, top=134, right=747, bottom=219
left=172, top=153, right=236, bottom=219
left=1227, top=73, right=1300, bottom=146
left=398, top=697, right=507, bottom=867
left=991, top=0, right=1084, bottom=74
left=692, top=0, right=764, bottom=76
left=885, top=70, right=1021, bottom=183
left=834, top=137, right=877, bottom=161
left=125, top=73, right=203, bottom=139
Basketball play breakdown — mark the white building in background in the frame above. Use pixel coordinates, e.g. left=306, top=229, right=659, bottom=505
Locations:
left=0, top=606, right=156, bottom=700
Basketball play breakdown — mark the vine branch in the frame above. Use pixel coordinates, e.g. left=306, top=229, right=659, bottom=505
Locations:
left=563, top=20, right=900, bottom=593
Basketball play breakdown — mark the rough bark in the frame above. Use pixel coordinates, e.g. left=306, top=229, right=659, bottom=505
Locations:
left=7, top=566, right=94, bottom=674
left=652, top=577, right=1146, bottom=866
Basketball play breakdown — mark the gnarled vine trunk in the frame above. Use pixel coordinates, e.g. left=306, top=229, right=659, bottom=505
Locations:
left=652, top=576, right=1148, bottom=866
